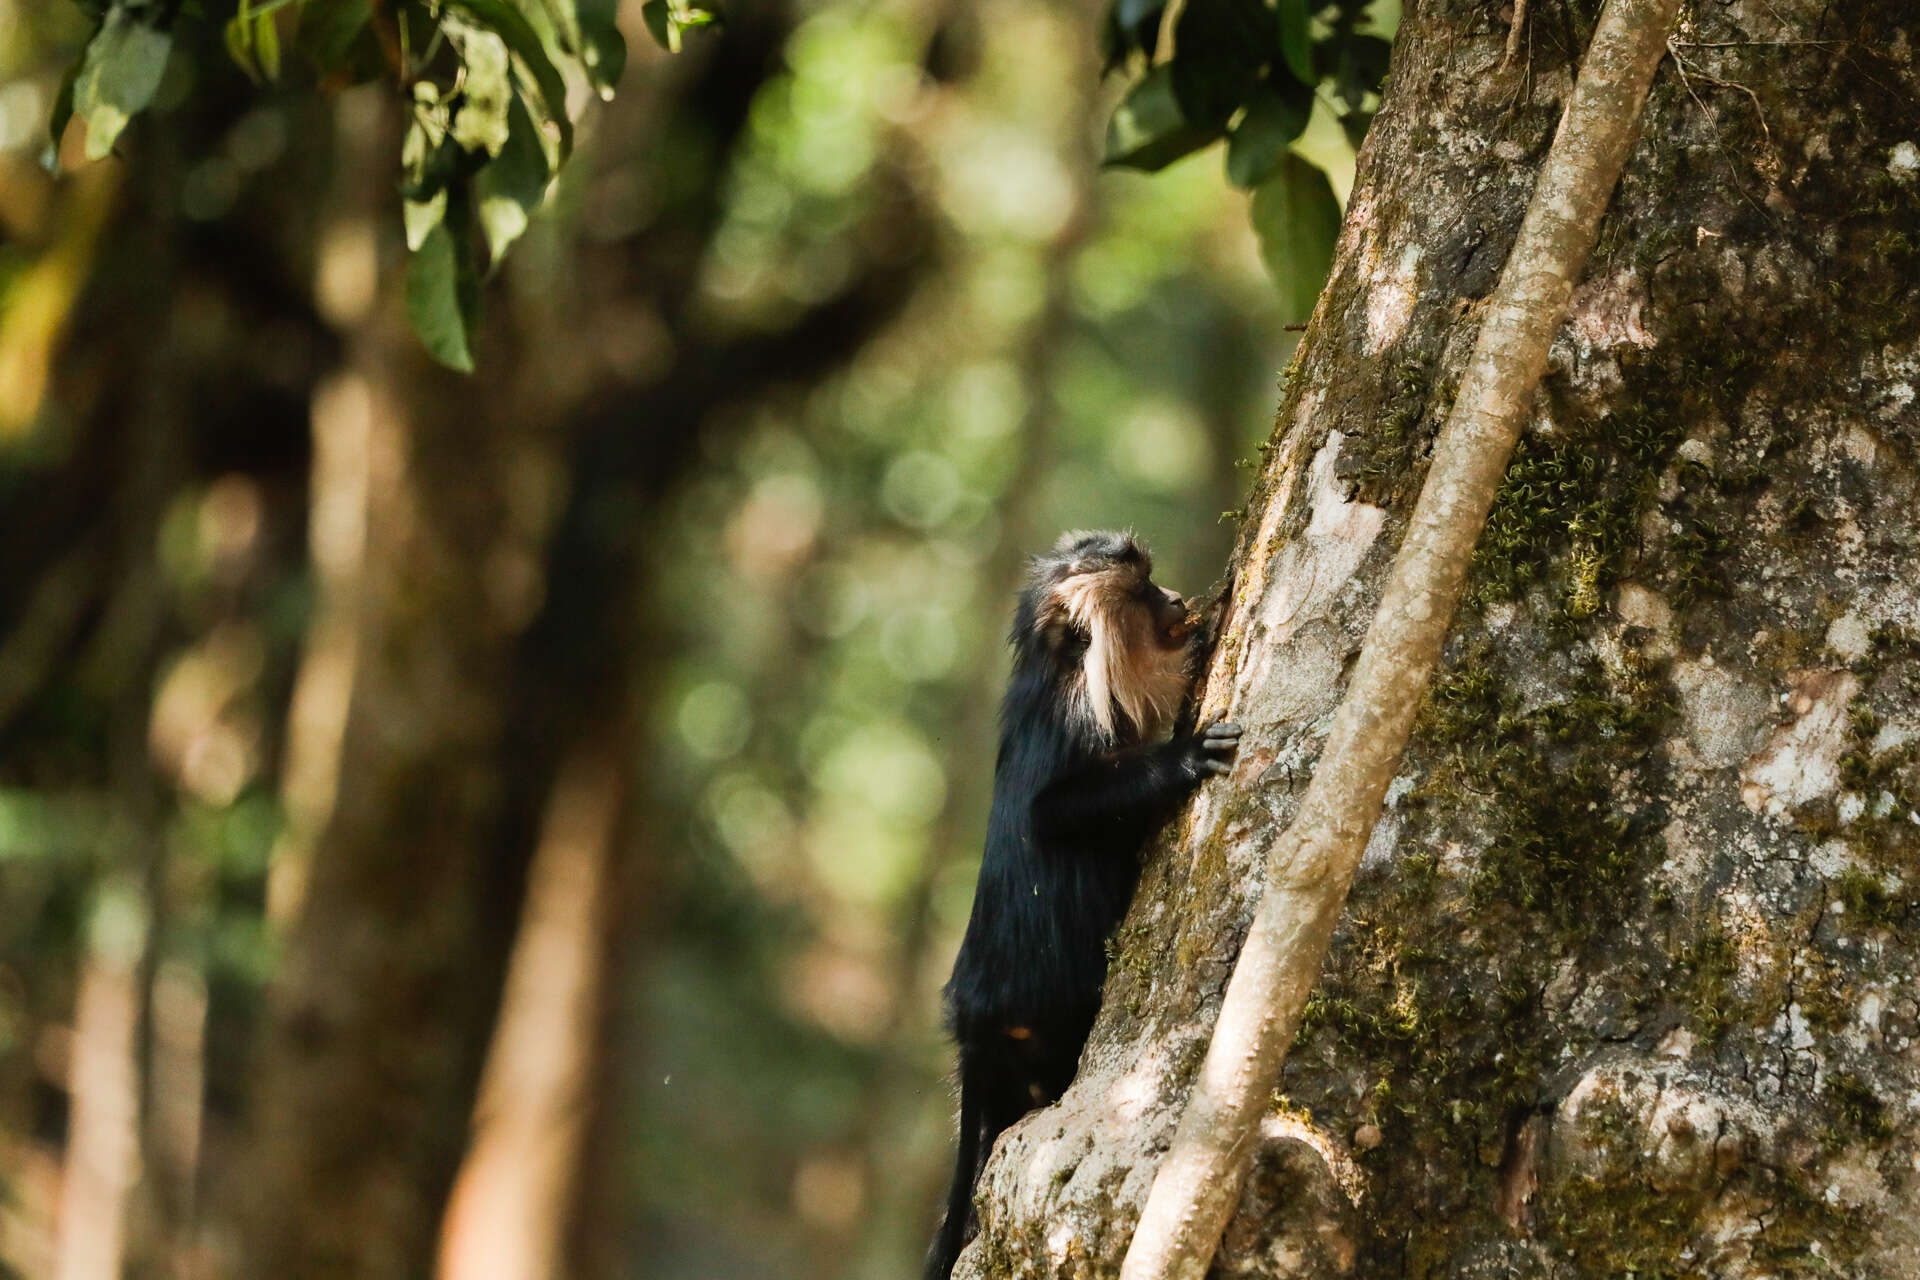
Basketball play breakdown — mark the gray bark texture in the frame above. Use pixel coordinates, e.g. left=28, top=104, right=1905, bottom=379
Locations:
left=958, top=0, right=1920, bottom=1276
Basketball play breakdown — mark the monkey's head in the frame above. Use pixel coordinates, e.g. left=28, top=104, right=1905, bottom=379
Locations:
left=1015, top=530, right=1197, bottom=745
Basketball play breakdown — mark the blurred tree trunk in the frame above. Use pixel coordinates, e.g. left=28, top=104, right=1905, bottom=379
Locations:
left=241, top=89, right=564, bottom=1278
left=245, top=3, right=931, bottom=1270
left=435, top=732, right=626, bottom=1280
left=52, top=160, right=177, bottom=1280
left=960, top=1, right=1920, bottom=1276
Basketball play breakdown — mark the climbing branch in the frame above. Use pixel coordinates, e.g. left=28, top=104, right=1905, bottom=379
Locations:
left=1117, top=1, right=1684, bottom=1277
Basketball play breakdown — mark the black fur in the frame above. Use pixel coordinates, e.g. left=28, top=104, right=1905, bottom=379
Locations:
left=925, top=532, right=1238, bottom=1280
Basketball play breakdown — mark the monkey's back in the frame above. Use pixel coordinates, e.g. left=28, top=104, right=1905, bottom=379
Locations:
left=942, top=683, right=1140, bottom=1040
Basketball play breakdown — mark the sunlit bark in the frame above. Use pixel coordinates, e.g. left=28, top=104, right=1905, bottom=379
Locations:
left=54, top=900, right=141, bottom=1280
left=436, top=738, right=624, bottom=1280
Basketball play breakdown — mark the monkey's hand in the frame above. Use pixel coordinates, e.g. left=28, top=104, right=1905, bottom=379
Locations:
left=1180, top=719, right=1242, bottom=779
left=1032, top=720, right=1243, bottom=842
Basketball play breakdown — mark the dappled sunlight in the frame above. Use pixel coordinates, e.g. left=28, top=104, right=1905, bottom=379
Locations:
left=438, top=744, right=622, bottom=1280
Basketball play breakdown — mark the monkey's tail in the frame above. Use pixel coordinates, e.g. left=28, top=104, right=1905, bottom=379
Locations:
left=925, top=1064, right=982, bottom=1280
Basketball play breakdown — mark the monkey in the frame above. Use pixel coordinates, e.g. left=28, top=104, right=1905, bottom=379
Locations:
left=925, top=530, right=1240, bottom=1280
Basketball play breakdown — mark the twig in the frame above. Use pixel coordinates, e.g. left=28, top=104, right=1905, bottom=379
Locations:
left=1670, top=38, right=1845, bottom=47
left=1501, top=0, right=1531, bottom=71
left=1115, top=1, right=1685, bottom=1278
left=1667, top=38, right=1772, bottom=148
left=1152, top=0, right=1187, bottom=65
left=1663, top=40, right=1776, bottom=225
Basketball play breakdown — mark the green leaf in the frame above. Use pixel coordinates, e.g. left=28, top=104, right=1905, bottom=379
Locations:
left=640, top=0, right=717, bottom=54
left=1249, top=154, right=1342, bottom=322
left=1350, top=34, right=1394, bottom=83
left=1275, top=0, right=1315, bottom=87
left=442, top=0, right=573, bottom=159
left=255, top=9, right=282, bottom=80
left=446, top=17, right=513, bottom=156
left=404, top=190, right=447, bottom=251
left=475, top=91, right=551, bottom=263
left=641, top=0, right=671, bottom=50
left=43, top=58, right=80, bottom=171
left=1103, top=64, right=1223, bottom=172
left=295, top=0, right=374, bottom=72
left=72, top=6, right=174, bottom=161
left=225, top=3, right=259, bottom=82
left=1328, top=32, right=1393, bottom=111
left=406, top=220, right=479, bottom=373
left=1225, top=77, right=1312, bottom=189
left=1170, top=0, right=1272, bottom=129
left=399, top=114, right=467, bottom=202
left=575, top=0, right=626, bottom=96
left=532, top=0, right=583, bottom=52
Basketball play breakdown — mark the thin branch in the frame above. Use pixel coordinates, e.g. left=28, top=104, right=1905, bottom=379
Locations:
left=1501, top=0, right=1531, bottom=71
left=1152, top=0, right=1188, bottom=65
left=1116, top=1, right=1685, bottom=1278
left=1669, top=38, right=1846, bottom=47
left=1663, top=41, right=1777, bottom=226
left=1667, top=38, right=1772, bottom=148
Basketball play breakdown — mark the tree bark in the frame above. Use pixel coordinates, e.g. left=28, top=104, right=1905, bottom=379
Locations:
left=961, top=1, right=1920, bottom=1276
left=1123, top=1, right=1680, bottom=1274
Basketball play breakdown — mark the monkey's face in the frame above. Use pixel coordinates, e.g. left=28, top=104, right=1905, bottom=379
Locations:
left=1028, top=531, right=1196, bottom=743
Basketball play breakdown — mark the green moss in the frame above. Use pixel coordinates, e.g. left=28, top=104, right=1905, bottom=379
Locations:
left=1412, top=646, right=1672, bottom=939
left=1823, top=1071, right=1894, bottom=1146
left=1344, top=357, right=1444, bottom=506
left=1539, top=1173, right=1706, bottom=1280
left=1868, top=622, right=1920, bottom=663
left=1748, top=1164, right=1872, bottom=1273
left=1833, top=866, right=1909, bottom=929
left=1540, top=1158, right=1871, bottom=1280
left=1799, top=954, right=1854, bottom=1034
left=1282, top=607, right=1681, bottom=1269
left=1671, top=923, right=1740, bottom=1041
left=1826, top=690, right=1920, bottom=876
left=1470, top=433, right=1643, bottom=614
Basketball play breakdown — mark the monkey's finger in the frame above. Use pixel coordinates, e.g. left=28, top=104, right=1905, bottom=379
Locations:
left=1200, top=720, right=1243, bottom=744
left=1198, top=757, right=1234, bottom=775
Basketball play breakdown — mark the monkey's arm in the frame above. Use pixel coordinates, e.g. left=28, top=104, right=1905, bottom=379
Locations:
left=1031, top=721, right=1241, bottom=845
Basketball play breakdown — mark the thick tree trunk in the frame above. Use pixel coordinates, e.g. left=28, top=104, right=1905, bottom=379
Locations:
left=242, top=96, right=561, bottom=1278
left=962, top=1, right=1920, bottom=1276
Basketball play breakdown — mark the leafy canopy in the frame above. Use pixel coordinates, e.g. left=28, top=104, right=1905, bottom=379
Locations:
left=48, top=0, right=718, bottom=370
left=46, top=0, right=1393, bottom=363
left=1101, top=0, right=1394, bottom=318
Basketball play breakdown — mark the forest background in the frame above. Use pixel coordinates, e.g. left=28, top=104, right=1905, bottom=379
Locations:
left=0, top=0, right=1396, bottom=1276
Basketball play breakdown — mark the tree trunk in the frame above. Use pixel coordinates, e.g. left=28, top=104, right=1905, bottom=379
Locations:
left=961, top=1, right=1920, bottom=1276
left=241, top=94, right=561, bottom=1278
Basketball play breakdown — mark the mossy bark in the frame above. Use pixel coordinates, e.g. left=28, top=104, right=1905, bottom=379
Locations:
left=959, top=1, right=1920, bottom=1276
